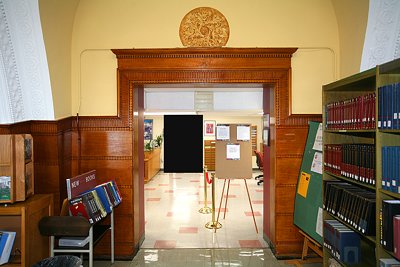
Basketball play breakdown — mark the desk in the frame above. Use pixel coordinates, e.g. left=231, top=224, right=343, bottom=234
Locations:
left=144, top=147, right=161, bottom=183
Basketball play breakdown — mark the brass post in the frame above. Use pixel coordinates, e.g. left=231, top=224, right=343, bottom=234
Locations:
left=199, top=165, right=212, bottom=214
left=205, top=172, right=222, bottom=230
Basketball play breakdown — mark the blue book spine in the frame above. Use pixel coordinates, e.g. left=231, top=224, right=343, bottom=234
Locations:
left=388, top=84, right=394, bottom=129
left=0, top=232, right=9, bottom=257
left=391, top=147, right=396, bottom=192
left=396, top=147, right=400, bottom=194
left=396, top=83, right=400, bottom=130
left=94, top=186, right=112, bottom=213
left=336, top=229, right=361, bottom=264
left=382, top=146, right=388, bottom=190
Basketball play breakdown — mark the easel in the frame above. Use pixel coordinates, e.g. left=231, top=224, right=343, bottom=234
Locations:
left=215, top=178, right=258, bottom=233
left=285, top=230, right=322, bottom=266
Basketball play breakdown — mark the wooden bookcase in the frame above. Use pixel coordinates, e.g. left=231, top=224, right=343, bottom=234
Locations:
left=204, top=140, right=216, bottom=171
left=0, top=194, right=53, bottom=266
left=322, top=58, right=400, bottom=266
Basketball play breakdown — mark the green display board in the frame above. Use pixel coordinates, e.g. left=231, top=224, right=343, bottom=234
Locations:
left=293, top=121, right=323, bottom=245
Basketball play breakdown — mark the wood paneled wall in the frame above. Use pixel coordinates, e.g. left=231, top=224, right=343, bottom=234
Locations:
left=0, top=47, right=321, bottom=259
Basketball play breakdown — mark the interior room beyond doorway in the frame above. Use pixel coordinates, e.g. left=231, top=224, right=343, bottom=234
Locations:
left=143, top=84, right=266, bottom=249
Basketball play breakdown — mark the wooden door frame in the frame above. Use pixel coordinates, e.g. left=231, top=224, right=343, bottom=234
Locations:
left=112, top=47, right=321, bottom=256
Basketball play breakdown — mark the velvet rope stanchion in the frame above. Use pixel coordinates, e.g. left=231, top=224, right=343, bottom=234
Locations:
left=199, top=166, right=212, bottom=214
left=205, top=172, right=222, bottom=230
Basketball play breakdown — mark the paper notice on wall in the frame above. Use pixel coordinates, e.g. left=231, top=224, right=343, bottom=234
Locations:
left=216, top=125, right=230, bottom=140
left=236, top=125, right=250, bottom=141
left=297, top=172, right=311, bottom=198
left=316, top=207, right=323, bottom=237
left=312, top=123, right=323, bottom=151
left=311, top=152, right=323, bottom=174
left=226, top=143, right=240, bottom=160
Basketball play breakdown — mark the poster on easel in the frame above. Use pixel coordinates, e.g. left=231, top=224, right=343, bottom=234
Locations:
left=215, top=124, right=252, bottom=179
left=293, top=121, right=323, bottom=245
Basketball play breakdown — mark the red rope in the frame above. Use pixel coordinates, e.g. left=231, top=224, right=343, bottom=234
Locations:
left=205, top=171, right=212, bottom=184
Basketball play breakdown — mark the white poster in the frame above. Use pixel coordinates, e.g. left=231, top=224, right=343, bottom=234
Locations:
left=226, top=143, right=240, bottom=160
left=316, top=207, right=323, bottom=237
left=236, top=125, right=250, bottom=141
left=312, top=123, right=323, bottom=151
left=311, top=152, right=323, bottom=174
left=216, top=125, right=230, bottom=140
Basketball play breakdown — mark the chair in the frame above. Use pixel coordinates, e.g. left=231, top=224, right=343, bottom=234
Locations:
left=38, top=199, right=114, bottom=267
left=254, top=150, right=264, bottom=185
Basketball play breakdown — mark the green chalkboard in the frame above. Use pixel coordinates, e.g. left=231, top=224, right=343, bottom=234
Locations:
left=293, top=121, right=323, bottom=245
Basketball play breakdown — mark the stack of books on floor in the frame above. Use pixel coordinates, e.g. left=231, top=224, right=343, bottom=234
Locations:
left=0, top=231, right=16, bottom=265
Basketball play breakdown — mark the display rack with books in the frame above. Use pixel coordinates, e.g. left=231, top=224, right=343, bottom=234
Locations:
left=322, top=58, right=400, bottom=266
left=44, top=170, right=121, bottom=267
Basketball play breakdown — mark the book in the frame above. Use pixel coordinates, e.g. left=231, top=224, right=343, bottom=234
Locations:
left=380, top=258, right=400, bottom=267
left=394, top=215, right=400, bottom=260
left=382, top=200, right=400, bottom=251
left=94, top=185, right=112, bottom=213
left=59, top=235, right=90, bottom=247
left=0, top=231, right=16, bottom=265
left=0, top=176, right=11, bottom=201
left=335, top=228, right=360, bottom=264
left=0, top=232, right=8, bottom=258
left=66, top=170, right=97, bottom=200
left=69, top=196, right=93, bottom=224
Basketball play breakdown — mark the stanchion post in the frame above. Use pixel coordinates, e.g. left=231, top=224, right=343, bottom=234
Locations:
left=199, top=165, right=212, bottom=214
left=205, top=172, right=222, bottom=230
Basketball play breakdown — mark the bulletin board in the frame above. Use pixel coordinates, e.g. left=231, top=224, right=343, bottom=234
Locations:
left=293, top=121, right=323, bottom=245
left=215, top=124, right=252, bottom=179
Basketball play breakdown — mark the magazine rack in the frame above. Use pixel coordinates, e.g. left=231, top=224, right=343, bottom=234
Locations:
left=38, top=200, right=114, bottom=267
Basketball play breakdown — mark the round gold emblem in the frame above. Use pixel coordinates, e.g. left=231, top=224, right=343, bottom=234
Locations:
left=179, top=7, right=230, bottom=47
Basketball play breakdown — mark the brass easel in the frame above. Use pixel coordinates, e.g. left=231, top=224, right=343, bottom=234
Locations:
left=215, top=178, right=258, bottom=233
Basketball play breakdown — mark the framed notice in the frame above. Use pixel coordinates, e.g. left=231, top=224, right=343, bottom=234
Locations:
left=216, top=124, right=230, bottom=140
left=236, top=125, right=250, bottom=141
left=204, top=120, right=216, bottom=136
left=144, top=119, right=153, bottom=140
left=226, top=143, right=240, bottom=160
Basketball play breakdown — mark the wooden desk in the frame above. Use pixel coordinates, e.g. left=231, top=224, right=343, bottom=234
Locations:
left=144, top=147, right=161, bottom=183
left=0, top=194, right=53, bottom=267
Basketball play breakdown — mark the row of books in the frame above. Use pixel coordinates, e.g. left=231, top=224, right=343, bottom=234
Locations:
left=0, top=231, right=16, bottom=265
left=69, top=180, right=121, bottom=224
left=381, top=200, right=400, bottom=260
left=323, top=219, right=360, bottom=265
left=324, top=144, right=375, bottom=185
left=325, top=92, right=376, bottom=130
left=323, top=181, right=376, bottom=236
left=378, top=82, right=400, bottom=130
left=382, top=146, right=400, bottom=193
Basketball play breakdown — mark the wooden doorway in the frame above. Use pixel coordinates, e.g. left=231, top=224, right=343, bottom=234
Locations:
left=112, top=47, right=320, bottom=257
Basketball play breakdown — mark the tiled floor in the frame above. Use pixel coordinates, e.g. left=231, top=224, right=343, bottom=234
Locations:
left=88, top=171, right=323, bottom=266
left=142, top=171, right=267, bottom=249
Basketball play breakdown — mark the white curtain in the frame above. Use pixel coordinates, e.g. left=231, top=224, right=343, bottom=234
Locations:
left=0, top=0, right=54, bottom=124
left=361, top=0, right=400, bottom=71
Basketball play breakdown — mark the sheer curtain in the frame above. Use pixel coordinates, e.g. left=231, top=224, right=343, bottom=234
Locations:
left=0, top=0, right=54, bottom=124
left=361, top=0, right=400, bottom=71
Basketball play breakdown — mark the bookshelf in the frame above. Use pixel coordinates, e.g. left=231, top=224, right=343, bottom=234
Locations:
left=0, top=194, right=53, bottom=267
left=322, top=58, right=400, bottom=266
